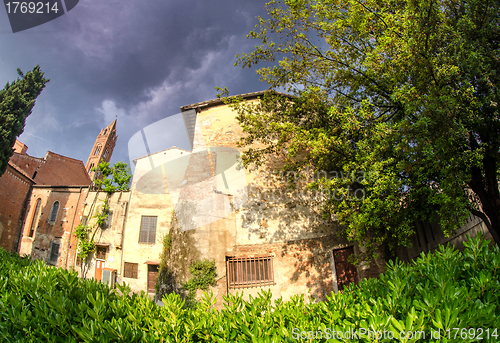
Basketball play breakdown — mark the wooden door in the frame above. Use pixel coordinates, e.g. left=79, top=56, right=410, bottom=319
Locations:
left=95, top=260, right=105, bottom=281
left=147, top=264, right=159, bottom=293
left=333, top=246, right=358, bottom=291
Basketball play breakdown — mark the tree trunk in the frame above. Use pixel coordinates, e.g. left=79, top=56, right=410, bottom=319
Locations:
left=468, top=155, right=500, bottom=246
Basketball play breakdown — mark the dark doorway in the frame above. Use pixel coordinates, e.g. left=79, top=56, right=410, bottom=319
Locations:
left=333, top=246, right=358, bottom=291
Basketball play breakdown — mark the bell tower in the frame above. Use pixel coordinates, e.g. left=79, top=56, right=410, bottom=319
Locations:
left=85, top=119, right=117, bottom=180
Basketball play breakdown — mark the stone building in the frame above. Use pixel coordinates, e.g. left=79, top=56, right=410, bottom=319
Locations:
left=116, top=91, right=383, bottom=305
left=14, top=120, right=117, bottom=267
left=0, top=141, right=92, bottom=254
left=85, top=119, right=117, bottom=181
left=73, top=190, right=130, bottom=282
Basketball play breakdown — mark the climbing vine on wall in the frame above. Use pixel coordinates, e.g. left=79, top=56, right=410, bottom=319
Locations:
left=75, top=196, right=110, bottom=278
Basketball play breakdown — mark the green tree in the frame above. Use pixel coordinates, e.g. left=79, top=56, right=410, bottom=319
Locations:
left=230, top=0, right=500, bottom=254
left=0, top=66, right=49, bottom=176
left=92, top=161, right=132, bottom=192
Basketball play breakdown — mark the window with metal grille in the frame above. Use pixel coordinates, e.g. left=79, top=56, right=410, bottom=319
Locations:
left=95, top=246, right=107, bottom=260
left=227, top=256, right=274, bottom=288
left=139, top=216, right=157, bottom=243
left=94, top=146, right=102, bottom=156
left=123, top=262, right=138, bottom=279
left=49, top=201, right=59, bottom=223
left=29, top=199, right=41, bottom=237
left=49, top=242, right=60, bottom=263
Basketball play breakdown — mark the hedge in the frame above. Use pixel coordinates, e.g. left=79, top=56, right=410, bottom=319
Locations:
left=0, top=233, right=498, bottom=342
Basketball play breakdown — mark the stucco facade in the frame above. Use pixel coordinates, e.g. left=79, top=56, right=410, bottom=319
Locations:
left=122, top=92, right=384, bottom=306
left=74, top=191, right=130, bottom=281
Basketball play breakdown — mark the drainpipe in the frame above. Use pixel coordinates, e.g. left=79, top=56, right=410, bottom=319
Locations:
left=65, top=186, right=86, bottom=269
left=119, top=190, right=132, bottom=278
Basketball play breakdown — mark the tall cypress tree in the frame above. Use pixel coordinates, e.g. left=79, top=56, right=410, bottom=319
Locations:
left=0, top=65, right=49, bottom=176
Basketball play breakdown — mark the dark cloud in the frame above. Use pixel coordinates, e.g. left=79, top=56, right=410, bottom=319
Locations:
left=0, top=0, right=270, bottom=166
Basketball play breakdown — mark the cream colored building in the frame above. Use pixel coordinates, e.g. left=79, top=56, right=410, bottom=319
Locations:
left=120, top=91, right=382, bottom=306
left=74, top=191, right=130, bottom=283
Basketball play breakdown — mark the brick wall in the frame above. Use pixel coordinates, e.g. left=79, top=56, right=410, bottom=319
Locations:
left=0, top=165, right=33, bottom=252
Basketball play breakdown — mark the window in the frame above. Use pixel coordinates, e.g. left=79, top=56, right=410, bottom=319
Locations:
left=139, top=216, right=157, bottom=243
left=227, top=256, right=274, bottom=288
left=123, top=262, right=138, bottom=279
left=104, top=211, right=113, bottom=228
left=96, top=246, right=107, bottom=260
left=89, top=163, right=95, bottom=172
left=29, top=199, right=41, bottom=237
left=49, top=201, right=60, bottom=223
left=103, top=149, right=109, bottom=159
left=94, top=146, right=102, bottom=156
left=49, top=242, right=60, bottom=263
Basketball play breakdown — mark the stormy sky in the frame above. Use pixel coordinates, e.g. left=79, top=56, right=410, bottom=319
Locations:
left=0, top=0, right=270, bottom=170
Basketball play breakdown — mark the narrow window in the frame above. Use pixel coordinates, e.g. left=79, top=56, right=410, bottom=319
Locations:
left=29, top=199, right=41, bottom=237
left=49, top=201, right=60, bottom=223
left=227, top=256, right=274, bottom=288
left=123, top=262, right=138, bottom=279
left=94, top=146, right=102, bottom=156
left=81, top=216, right=88, bottom=226
left=103, top=149, right=109, bottom=159
left=139, top=216, right=157, bottom=243
left=49, top=242, right=60, bottom=263
left=104, top=211, right=113, bottom=228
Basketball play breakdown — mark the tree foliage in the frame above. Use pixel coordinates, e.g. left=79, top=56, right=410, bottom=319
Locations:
left=92, top=161, right=132, bottom=193
left=0, top=66, right=49, bottom=176
left=231, top=0, right=500, bottom=253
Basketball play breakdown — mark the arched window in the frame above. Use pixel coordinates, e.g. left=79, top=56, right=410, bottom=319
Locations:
left=94, top=145, right=102, bottom=156
left=49, top=201, right=60, bottom=223
left=29, top=199, right=41, bottom=237
left=103, top=149, right=109, bottom=159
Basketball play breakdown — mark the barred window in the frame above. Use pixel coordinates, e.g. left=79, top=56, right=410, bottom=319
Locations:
left=29, top=198, right=41, bottom=237
left=227, top=256, right=274, bottom=288
left=49, top=201, right=60, bottom=223
left=139, top=216, right=157, bottom=243
left=94, top=145, right=102, bottom=156
left=96, top=246, right=107, bottom=260
left=123, top=262, right=138, bottom=279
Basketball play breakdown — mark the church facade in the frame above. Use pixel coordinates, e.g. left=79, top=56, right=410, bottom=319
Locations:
left=0, top=120, right=117, bottom=266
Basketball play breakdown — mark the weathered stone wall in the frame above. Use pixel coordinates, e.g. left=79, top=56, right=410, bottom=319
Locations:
left=19, top=186, right=88, bottom=270
left=75, top=191, right=130, bottom=279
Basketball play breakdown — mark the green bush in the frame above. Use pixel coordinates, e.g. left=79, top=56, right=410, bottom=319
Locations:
left=0, top=234, right=498, bottom=342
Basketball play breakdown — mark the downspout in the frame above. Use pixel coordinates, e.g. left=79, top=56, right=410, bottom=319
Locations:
left=65, top=186, right=85, bottom=269
left=119, top=190, right=132, bottom=278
